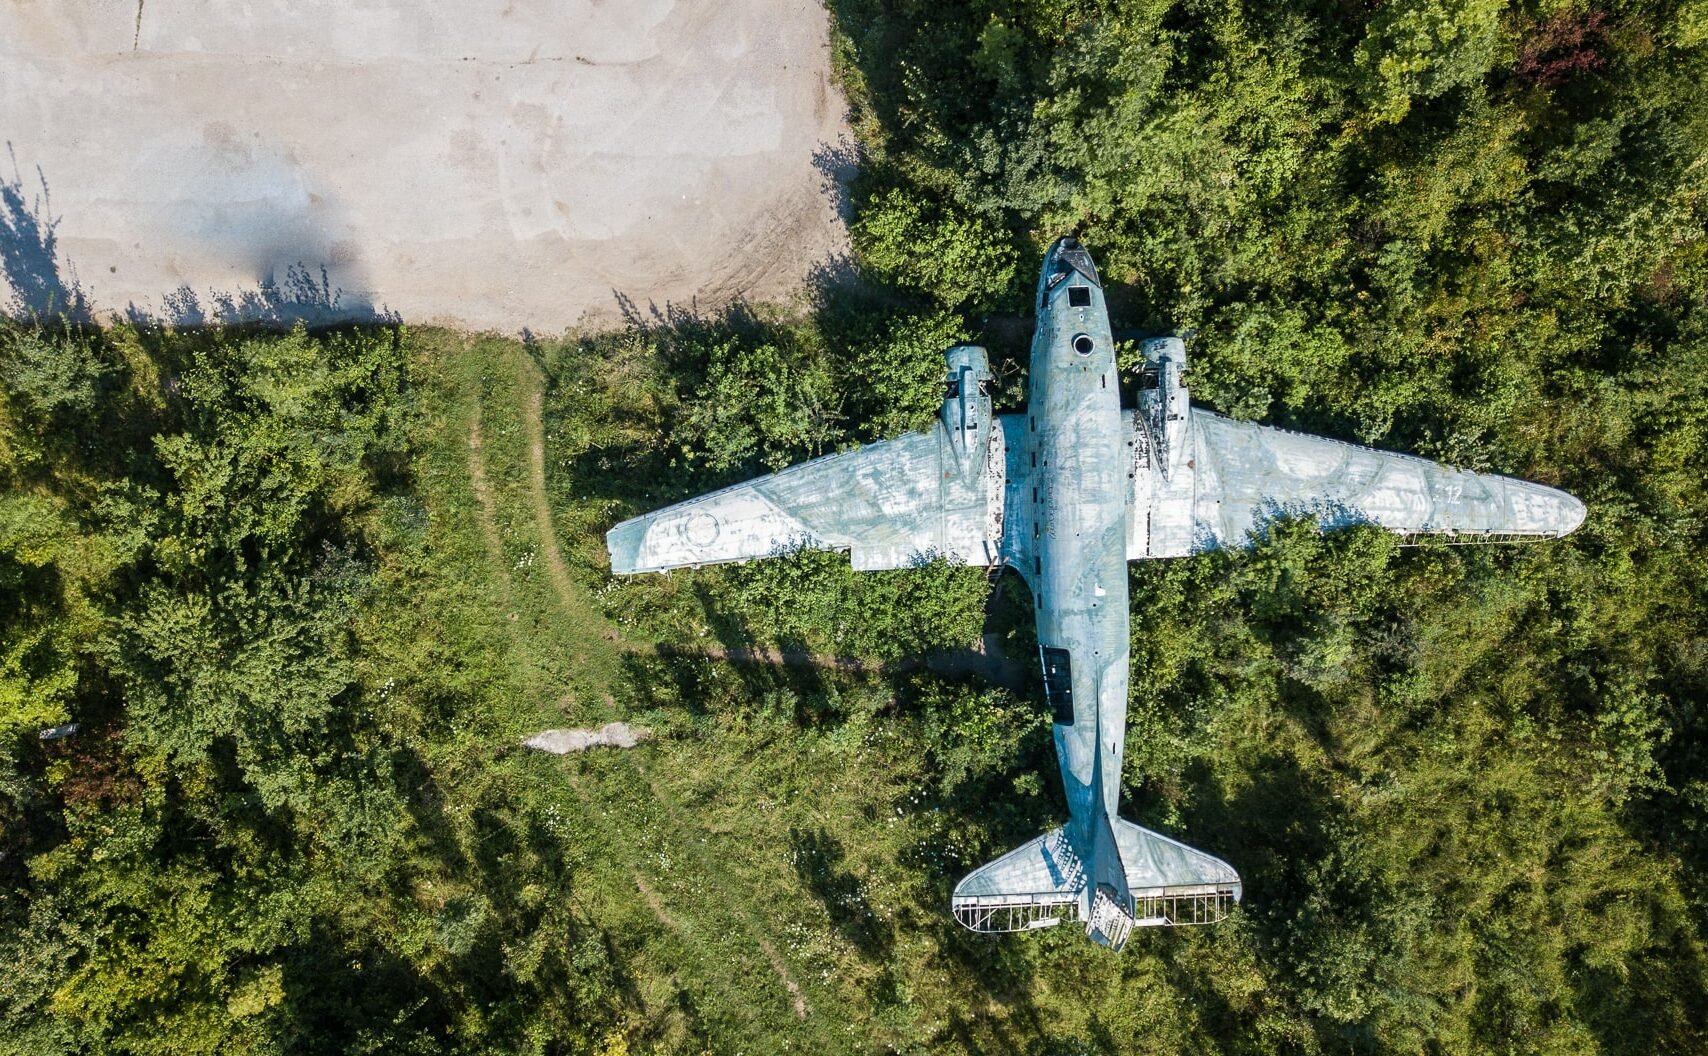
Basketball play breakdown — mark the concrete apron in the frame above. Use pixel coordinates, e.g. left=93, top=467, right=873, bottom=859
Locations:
left=0, top=0, right=851, bottom=331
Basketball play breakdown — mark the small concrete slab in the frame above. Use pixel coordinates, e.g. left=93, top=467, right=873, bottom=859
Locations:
left=524, top=722, right=651, bottom=754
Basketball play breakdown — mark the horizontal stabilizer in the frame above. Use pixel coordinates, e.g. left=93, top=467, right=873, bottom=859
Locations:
left=951, top=828, right=1083, bottom=933
left=951, top=820, right=1242, bottom=936
left=1113, top=818, right=1242, bottom=926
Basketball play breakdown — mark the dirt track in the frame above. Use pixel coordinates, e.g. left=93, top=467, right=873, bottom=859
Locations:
left=0, top=0, right=850, bottom=331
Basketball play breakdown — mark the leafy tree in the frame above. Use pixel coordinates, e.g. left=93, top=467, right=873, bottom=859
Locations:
left=851, top=188, right=1019, bottom=309
left=839, top=308, right=967, bottom=438
left=0, top=325, right=105, bottom=421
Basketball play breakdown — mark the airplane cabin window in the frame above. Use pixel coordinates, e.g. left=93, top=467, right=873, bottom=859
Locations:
left=1042, top=647, right=1074, bottom=724
left=1068, top=286, right=1091, bottom=307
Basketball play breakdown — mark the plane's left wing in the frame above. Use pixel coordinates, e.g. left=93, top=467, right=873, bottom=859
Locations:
left=606, top=424, right=1007, bottom=574
left=1126, top=408, right=1586, bottom=559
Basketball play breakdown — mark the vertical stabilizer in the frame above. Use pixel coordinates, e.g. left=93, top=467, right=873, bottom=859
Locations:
left=1082, top=756, right=1138, bottom=950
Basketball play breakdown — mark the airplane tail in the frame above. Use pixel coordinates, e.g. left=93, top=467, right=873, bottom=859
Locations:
left=951, top=816, right=1241, bottom=949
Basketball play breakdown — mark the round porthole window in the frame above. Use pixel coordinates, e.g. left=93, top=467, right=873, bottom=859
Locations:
left=1072, top=333, right=1095, bottom=356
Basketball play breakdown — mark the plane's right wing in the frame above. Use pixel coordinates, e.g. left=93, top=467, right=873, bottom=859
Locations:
left=608, top=346, right=1012, bottom=576
left=1128, top=410, right=1586, bottom=558
left=607, top=421, right=1008, bottom=575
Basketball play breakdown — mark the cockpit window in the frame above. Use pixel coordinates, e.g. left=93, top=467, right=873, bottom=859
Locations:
left=1068, top=286, right=1091, bottom=307
left=1042, top=647, right=1074, bottom=725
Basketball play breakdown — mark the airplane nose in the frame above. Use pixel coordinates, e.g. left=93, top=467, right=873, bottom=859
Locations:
left=1044, top=236, right=1101, bottom=288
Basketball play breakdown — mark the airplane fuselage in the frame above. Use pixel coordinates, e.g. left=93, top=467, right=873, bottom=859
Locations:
left=1015, top=242, right=1138, bottom=936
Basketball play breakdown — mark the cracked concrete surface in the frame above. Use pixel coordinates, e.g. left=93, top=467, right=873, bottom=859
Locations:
left=0, top=0, right=851, bottom=330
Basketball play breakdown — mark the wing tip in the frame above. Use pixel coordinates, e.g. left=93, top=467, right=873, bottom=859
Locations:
left=1557, top=491, right=1588, bottom=537
left=605, top=516, right=650, bottom=575
left=1504, top=479, right=1587, bottom=538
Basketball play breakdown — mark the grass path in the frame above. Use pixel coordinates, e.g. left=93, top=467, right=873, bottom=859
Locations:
left=445, top=336, right=851, bottom=1047
left=469, top=415, right=760, bottom=1037
left=510, top=351, right=833, bottom=1029
left=519, top=370, right=628, bottom=687
left=465, top=404, right=511, bottom=581
left=469, top=398, right=688, bottom=945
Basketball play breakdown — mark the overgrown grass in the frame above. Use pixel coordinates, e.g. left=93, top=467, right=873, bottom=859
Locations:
left=391, top=329, right=957, bottom=1049
left=6, top=305, right=1700, bottom=1051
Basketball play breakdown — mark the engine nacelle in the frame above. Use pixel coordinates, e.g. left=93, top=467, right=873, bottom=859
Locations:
left=1136, top=337, right=1189, bottom=479
left=941, top=345, right=993, bottom=471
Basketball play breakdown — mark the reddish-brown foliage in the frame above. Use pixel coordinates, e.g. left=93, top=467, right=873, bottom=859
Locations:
left=54, top=727, right=143, bottom=811
left=1515, top=10, right=1610, bottom=87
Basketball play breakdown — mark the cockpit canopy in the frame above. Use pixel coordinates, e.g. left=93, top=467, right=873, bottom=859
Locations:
left=1040, top=237, right=1103, bottom=308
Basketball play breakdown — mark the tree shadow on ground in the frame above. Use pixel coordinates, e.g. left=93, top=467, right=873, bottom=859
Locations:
left=253, top=728, right=634, bottom=1050
left=122, top=266, right=400, bottom=330
left=1187, top=748, right=1339, bottom=938
left=1, top=149, right=90, bottom=323
left=2, top=149, right=396, bottom=331
left=394, top=747, right=471, bottom=875
left=788, top=825, right=894, bottom=959
left=1165, top=749, right=1379, bottom=1054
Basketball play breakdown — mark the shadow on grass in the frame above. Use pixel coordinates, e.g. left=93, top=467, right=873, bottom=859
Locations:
left=274, top=777, right=633, bottom=1051
left=788, top=826, right=894, bottom=959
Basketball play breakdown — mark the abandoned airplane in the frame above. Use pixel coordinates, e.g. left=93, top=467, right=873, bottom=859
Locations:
left=606, top=238, right=1586, bottom=951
